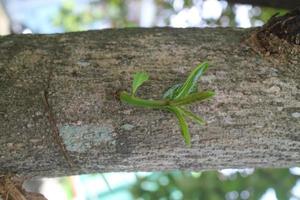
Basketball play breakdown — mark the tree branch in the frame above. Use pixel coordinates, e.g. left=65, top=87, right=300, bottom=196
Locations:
left=227, top=0, right=300, bottom=10
left=0, top=27, right=299, bottom=177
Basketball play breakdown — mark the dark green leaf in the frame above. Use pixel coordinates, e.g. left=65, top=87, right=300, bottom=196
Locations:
left=174, top=62, right=209, bottom=99
left=131, top=72, right=149, bottom=96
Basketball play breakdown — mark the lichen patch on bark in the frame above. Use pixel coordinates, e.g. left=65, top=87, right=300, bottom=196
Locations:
left=59, top=123, right=115, bottom=152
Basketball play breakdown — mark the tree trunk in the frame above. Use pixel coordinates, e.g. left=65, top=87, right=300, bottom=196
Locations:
left=227, top=0, right=300, bottom=10
left=0, top=26, right=299, bottom=177
left=0, top=1, right=10, bottom=35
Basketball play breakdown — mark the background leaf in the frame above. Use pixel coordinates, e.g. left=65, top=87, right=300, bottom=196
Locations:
left=131, top=72, right=149, bottom=96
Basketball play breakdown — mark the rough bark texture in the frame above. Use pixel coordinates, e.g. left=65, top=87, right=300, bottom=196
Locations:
left=0, top=27, right=299, bottom=177
left=227, top=0, right=300, bottom=10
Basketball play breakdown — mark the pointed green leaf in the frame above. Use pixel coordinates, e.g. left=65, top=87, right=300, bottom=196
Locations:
left=162, top=83, right=182, bottom=99
left=174, top=62, right=209, bottom=99
left=180, top=107, right=206, bottom=125
left=170, top=91, right=215, bottom=106
left=167, top=106, right=191, bottom=146
left=131, top=72, right=149, bottom=96
left=163, top=83, right=198, bottom=100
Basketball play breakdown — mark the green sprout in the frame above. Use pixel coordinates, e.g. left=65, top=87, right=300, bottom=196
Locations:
left=119, top=62, right=215, bottom=147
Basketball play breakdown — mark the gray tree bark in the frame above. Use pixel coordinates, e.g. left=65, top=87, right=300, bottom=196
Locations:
left=0, top=27, right=299, bottom=177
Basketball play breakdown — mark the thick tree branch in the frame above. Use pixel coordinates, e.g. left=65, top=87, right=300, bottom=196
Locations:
left=0, top=27, right=299, bottom=177
left=227, top=0, right=300, bottom=10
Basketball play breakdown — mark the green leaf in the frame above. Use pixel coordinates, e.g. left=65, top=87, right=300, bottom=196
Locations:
left=131, top=72, right=149, bottom=96
left=120, top=91, right=167, bottom=108
left=170, top=91, right=215, bottom=106
left=162, top=83, right=182, bottom=99
left=174, top=62, right=209, bottom=99
left=167, top=106, right=191, bottom=146
left=162, top=83, right=197, bottom=100
left=180, top=107, right=206, bottom=125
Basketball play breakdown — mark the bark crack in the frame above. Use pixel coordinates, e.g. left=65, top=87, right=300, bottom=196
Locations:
left=42, top=69, right=74, bottom=169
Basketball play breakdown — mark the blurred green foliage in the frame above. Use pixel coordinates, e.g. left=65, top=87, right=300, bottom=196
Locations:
left=59, top=177, right=74, bottom=200
left=253, top=7, right=288, bottom=23
left=53, top=0, right=287, bottom=31
left=130, top=169, right=300, bottom=200
left=53, top=0, right=101, bottom=31
left=53, top=0, right=134, bottom=31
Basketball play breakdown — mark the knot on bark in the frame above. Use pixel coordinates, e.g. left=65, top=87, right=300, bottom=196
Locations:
left=258, top=8, right=300, bottom=45
left=245, top=8, right=300, bottom=58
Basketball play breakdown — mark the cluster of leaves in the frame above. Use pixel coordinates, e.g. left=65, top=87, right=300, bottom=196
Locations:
left=120, top=62, right=215, bottom=146
left=53, top=0, right=288, bottom=33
